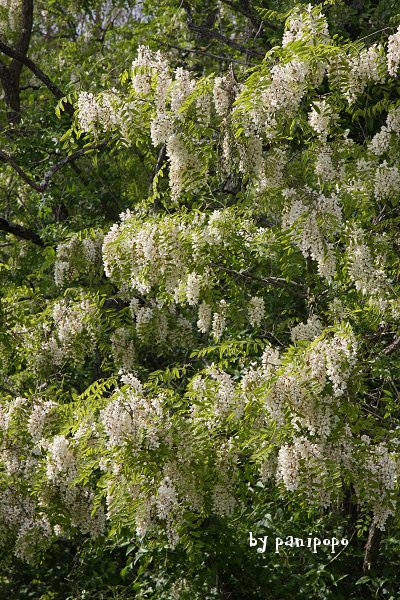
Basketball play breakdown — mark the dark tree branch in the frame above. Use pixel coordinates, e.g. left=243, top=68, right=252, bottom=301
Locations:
left=0, top=0, right=34, bottom=122
left=181, top=1, right=263, bottom=59
left=40, top=142, right=108, bottom=190
left=150, top=144, right=167, bottom=211
left=15, top=0, right=34, bottom=56
left=384, top=336, right=400, bottom=355
left=0, top=216, right=44, bottom=246
left=219, top=0, right=263, bottom=29
left=150, top=144, right=166, bottom=188
left=0, top=142, right=107, bottom=193
left=0, top=148, right=42, bottom=191
left=0, top=38, right=74, bottom=115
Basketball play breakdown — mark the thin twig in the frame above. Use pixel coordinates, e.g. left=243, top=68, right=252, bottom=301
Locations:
left=210, top=261, right=307, bottom=295
left=182, top=1, right=264, bottom=59
left=358, top=26, right=395, bottom=42
left=154, top=39, right=257, bottom=66
left=0, top=149, right=42, bottom=192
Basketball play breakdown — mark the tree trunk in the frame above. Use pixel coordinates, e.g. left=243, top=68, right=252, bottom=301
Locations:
left=363, top=522, right=382, bottom=574
left=1, top=65, right=21, bottom=123
left=0, top=0, right=33, bottom=124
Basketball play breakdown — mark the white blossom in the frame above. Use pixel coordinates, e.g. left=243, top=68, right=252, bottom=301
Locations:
left=282, top=5, right=330, bottom=47
left=213, top=72, right=237, bottom=116
left=387, top=26, right=400, bottom=77
left=197, top=302, right=212, bottom=333
left=374, top=161, right=400, bottom=201
left=308, top=99, right=337, bottom=141
left=77, top=91, right=120, bottom=133
left=248, top=296, right=265, bottom=327
left=46, top=435, right=76, bottom=483
left=291, top=315, right=323, bottom=341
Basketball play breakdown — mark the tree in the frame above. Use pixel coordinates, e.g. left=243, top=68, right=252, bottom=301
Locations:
left=0, top=1, right=400, bottom=598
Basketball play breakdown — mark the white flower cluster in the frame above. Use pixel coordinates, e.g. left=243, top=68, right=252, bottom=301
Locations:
left=322, top=330, right=358, bottom=397
left=374, top=161, right=400, bottom=201
left=277, top=437, right=335, bottom=507
left=197, top=302, right=212, bottom=333
left=370, top=106, right=400, bottom=155
left=209, top=367, right=243, bottom=421
left=66, top=486, right=106, bottom=538
left=238, top=140, right=286, bottom=191
left=131, top=300, right=193, bottom=348
left=156, top=476, right=178, bottom=521
left=0, top=395, right=25, bottom=433
left=162, top=453, right=203, bottom=514
left=341, top=44, right=385, bottom=104
left=277, top=442, right=301, bottom=492
left=27, top=399, right=57, bottom=446
left=212, top=451, right=237, bottom=517
left=239, top=9, right=332, bottom=139
left=254, top=327, right=356, bottom=436
left=46, top=435, right=77, bottom=483
left=213, top=71, right=238, bottom=116
left=347, top=226, right=389, bottom=300
left=0, top=488, right=35, bottom=531
left=259, top=452, right=277, bottom=482
left=155, top=475, right=180, bottom=547
left=132, top=48, right=207, bottom=198
left=110, top=327, right=136, bottom=370
left=150, top=111, right=173, bottom=146
left=205, top=209, right=233, bottom=245
left=291, top=314, right=323, bottom=341
left=305, top=327, right=358, bottom=398
left=282, top=5, right=330, bottom=47
left=314, top=146, right=336, bottom=182
left=131, top=45, right=170, bottom=96
left=282, top=189, right=342, bottom=280
left=369, top=127, right=391, bottom=156
left=77, top=91, right=120, bottom=133
left=53, top=297, right=97, bottom=350
left=184, top=272, right=204, bottom=306
left=387, top=26, right=400, bottom=77
left=190, top=368, right=246, bottom=428
left=166, top=133, right=203, bottom=199
left=261, top=344, right=281, bottom=376
left=0, top=490, right=53, bottom=564
left=134, top=494, right=153, bottom=538
left=211, top=300, right=227, bottom=341
left=103, top=215, right=188, bottom=295
left=386, top=106, right=400, bottom=133
left=239, top=135, right=265, bottom=185
left=0, top=0, right=22, bottom=42
left=262, top=60, right=310, bottom=129
left=135, top=303, right=161, bottom=341
left=27, top=296, right=99, bottom=372
left=14, top=518, right=52, bottom=564
left=100, top=381, right=163, bottom=451
left=248, top=296, right=265, bottom=327
left=54, top=232, right=104, bottom=288
left=308, top=99, right=337, bottom=141
left=354, top=443, right=398, bottom=529
left=171, top=67, right=195, bottom=117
